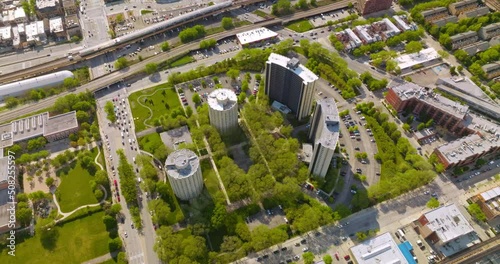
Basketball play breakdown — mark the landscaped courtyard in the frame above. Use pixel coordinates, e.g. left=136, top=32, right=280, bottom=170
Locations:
left=55, top=148, right=100, bottom=212
left=128, top=83, right=182, bottom=132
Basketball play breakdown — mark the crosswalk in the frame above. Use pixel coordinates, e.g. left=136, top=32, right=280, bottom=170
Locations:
left=129, top=252, right=145, bottom=264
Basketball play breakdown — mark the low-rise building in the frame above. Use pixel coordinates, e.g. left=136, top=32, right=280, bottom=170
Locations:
left=479, top=22, right=500, bottom=40
left=236, top=27, right=278, bottom=48
left=393, top=15, right=418, bottom=31
left=354, top=25, right=379, bottom=44
left=422, top=7, right=450, bottom=23
left=25, top=20, right=47, bottom=45
left=62, top=0, right=77, bottom=15
left=0, top=26, right=12, bottom=47
left=49, top=17, right=64, bottom=37
left=1, top=9, right=15, bottom=25
left=11, top=25, right=20, bottom=49
left=458, top=6, right=490, bottom=19
left=450, top=31, right=479, bottom=50
left=350, top=232, right=410, bottom=264
left=335, top=29, right=362, bottom=51
left=13, top=7, right=27, bottom=24
left=482, top=63, right=500, bottom=79
left=357, top=0, right=393, bottom=15
left=395, top=48, right=441, bottom=74
left=433, top=133, right=499, bottom=169
left=470, top=186, right=500, bottom=224
left=432, top=15, right=459, bottom=27
left=413, top=204, right=480, bottom=257
left=65, top=14, right=81, bottom=38
left=449, top=0, right=481, bottom=15
left=460, top=41, right=490, bottom=56
left=35, top=0, right=63, bottom=19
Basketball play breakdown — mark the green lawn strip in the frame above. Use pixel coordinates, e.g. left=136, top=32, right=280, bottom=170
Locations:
left=253, top=10, right=269, bottom=18
left=56, top=148, right=99, bottom=212
left=322, top=167, right=339, bottom=193
left=137, top=133, right=163, bottom=154
left=170, top=55, right=195, bottom=68
left=141, top=9, right=154, bottom=15
left=128, top=84, right=181, bottom=132
left=286, top=19, right=314, bottom=33
left=2, top=211, right=109, bottom=264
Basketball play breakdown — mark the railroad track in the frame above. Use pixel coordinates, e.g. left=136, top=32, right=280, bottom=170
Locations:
left=0, top=0, right=350, bottom=123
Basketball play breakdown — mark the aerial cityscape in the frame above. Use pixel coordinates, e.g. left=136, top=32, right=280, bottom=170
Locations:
left=0, top=0, right=499, bottom=263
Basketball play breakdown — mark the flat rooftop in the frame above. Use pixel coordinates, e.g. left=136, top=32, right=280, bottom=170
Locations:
left=391, top=82, right=469, bottom=120
left=236, top=27, right=278, bottom=45
left=350, top=232, right=409, bottom=264
left=36, top=0, right=58, bottom=9
left=480, top=186, right=500, bottom=202
left=437, top=76, right=495, bottom=104
left=315, top=98, right=340, bottom=150
left=0, top=157, right=8, bottom=184
left=207, top=88, right=237, bottom=112
left=0, top=188, right=11, bottom=230
left=396, top=48, right=440, bottom=70
left=159, top=125, right=193, bottom=150
left=301, top=143, right=313, bottom=163
left=414, top=128, right=436, bottom=140
left=436, top=133, right=500, bottom=165
left=44, top=111, right=79, bottom=136
left=423, top=204, right=475, bottom=243
left=267, top=53, right=318, bottom=83
left=462, top=111, right=500, bottom=135
left=165, top=149, right=200, bottom=179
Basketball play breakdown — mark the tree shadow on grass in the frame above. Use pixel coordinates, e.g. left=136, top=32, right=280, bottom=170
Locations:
left=40, top=227, right=59, bottom=251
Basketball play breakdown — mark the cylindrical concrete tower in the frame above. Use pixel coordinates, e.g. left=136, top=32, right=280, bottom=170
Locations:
left=208, top=88, right=238, bottom=134
left=164, top=149, right=203, bottom=200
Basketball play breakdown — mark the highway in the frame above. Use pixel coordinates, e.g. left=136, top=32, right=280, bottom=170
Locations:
left=0, top=0, right=350, bottom=124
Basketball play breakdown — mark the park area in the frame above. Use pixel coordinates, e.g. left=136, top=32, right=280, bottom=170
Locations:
left=128, top=83, right=182, bottom=132
left=0, top=211, right=109, bottom=264
left=55, top=148, right=100, bottom=212
left=286, top=19, right=314, bottom=33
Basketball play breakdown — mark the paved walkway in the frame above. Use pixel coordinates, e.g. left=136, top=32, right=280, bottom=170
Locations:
left=81, top=251, right=119, bottom=264
left=94, top=146, right=104, bottom=170
left=135, top=87, right=172, bottom=129
left=53, top=184, right=108, bottom=223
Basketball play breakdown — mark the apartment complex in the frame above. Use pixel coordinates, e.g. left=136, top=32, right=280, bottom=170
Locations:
left=422, top=7, right=450, bottom=23
left=35, top=0, right=63, bottom=19
left=207, top=88, right=238, bottom=134
left=393, top=15, right=418, bottom=31
left=482, top=63, right=500, bottom=79
left=308, top=98, right=340, bottom=177
left=164, top=149, right=203, bottom=201
left=264, top=53, right=318, bottom=121
left=470, top=186, right=500, bottom=223
left=479, top=22, right=500, bottom=40
left=357, top=0, right=393, bottom=15
left=450, top=31, right=479, bottom=50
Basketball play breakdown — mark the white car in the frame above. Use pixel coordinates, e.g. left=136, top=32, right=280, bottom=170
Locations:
left=302, top=247, right=309, bottom=252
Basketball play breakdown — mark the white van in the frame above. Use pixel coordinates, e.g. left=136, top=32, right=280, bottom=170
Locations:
left=121, top=132, right=124, bottom=138
left=397, top=229, right=406, bottom=240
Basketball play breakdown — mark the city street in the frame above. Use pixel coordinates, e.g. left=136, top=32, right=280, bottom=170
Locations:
left=80, top=0, right=112, bottom=48
left=95, top=84, right=160, bottom=264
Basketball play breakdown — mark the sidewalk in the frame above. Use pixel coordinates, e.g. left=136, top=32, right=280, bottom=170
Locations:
left=81, top=251, right=119, bottom=264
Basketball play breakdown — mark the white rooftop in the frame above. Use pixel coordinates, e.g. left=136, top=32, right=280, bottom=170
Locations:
left=423, top=204, right=475, bottom=244
left=25, top=21, right=45, bottom=42
left=315, top=98, right=340, bottom=150
left=480, top=187, right=500, bottom=201
left=165, top=149, right=200, bottom=179
left=0, top=26, right=11, bottom=41
left=396, top=48, right=440, bottom=70
left=36, top=0, right=58, bottom=9
left=350, top=232, right=408, bottom=264
left=207, top=88, right=237, bottom=111
left=436, top=133, right=500, bottom=165
left=267, top=53, right=318, bottom=83
left=236, top=27, right=278, bottom=45
left=14, top=7, right=26, bottom=19
left=49, top=17, right=64, bottom=33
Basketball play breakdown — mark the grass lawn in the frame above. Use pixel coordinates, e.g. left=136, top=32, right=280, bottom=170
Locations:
left=201, top=159, right=222, bottom=200
left=0, top=211, right=109, bottom=264
left=140, top=9, right=153, bottom=15
left=286, top=20, right=314, bottom=33
left=138, top=133, right=163, bottom=154
left=253, top=10, right=269, bottom=18
left=56, top=148, right=99, bottom=212
left=170, top=55, right=195, bottom=68
left=322, top=167, right=339, bottom=193
left=128, top=83, right=181, bottom=132
left=162, top=179, right=184, bottom=225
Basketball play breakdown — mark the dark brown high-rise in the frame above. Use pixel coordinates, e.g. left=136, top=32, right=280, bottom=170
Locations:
left=357, top=0, right=393, bottom=15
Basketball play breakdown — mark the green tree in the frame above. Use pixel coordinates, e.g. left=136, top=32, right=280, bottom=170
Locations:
left=323, top=254, right=333, bottom=264
left=402, top=123, right=411, bottom=132
left=303, top=252, right=315, bottom=264
left=5, top=97, right=20, bottom=109
left=405, top=41, right=423, bottom=54
left=438, top=50, right=449, bottom=59
left=467, top=203, right=487, bottom=222
left=115, top=13, right=124, bottom=24
left=104, top=101, right=116, bottom=123
left=192, top=93, right=201, bottom=104
left=63, top=77, right=80, bottom=89
left=115, top=57, right=129, bottom=70
left=145, top=63, right=158, bottom=74
left=296, top=0, right=308, bottom=10
left=108, top=237, right=123, bottom=252
left=45, top=177, right=54, bottom=187
left=226, top=68, right=240, bottom=80
left=221, top=17, right=234, bottom=29
left=161, top=41, right=170, bottom=52
left=211, top=203, right=227, bottom=229
left=426, top=197, right=440, bottom=209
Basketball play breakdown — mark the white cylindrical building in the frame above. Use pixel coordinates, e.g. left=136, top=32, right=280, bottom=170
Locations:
left=208, top=88, right=238, bottom=134
left=164, top=149, right=203, bottom=200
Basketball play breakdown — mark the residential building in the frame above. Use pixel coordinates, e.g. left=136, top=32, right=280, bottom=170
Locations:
left=0, top=111, right=79, bottom=149
left=308, top=98, right=340, bottom=177
left=65, top=14, right=81, bottom=38
left=450, top=31, right=479, bottom=50
left=25, top=20, right=46, bottom=45
left=2, top=9, right=15, bottom=25
left=49, top=17, right=65, bottom=37
left=354, top=25, right=379, bottom=44
left=35, top=0, right=63, bottom=19
left=264, top=53, right=318, bottom=121
left=164, top=149, right=203, bottom=201
left=62, top=0, right=77, bottom=15
left=11, top=25, right=20, bottom=49
left=470, top=186, right=500, bottom=223
left=395, top=48, right=441, bottom=74
left=413, top=204, right=480, bottom=257
left=433, top=133, right=499, bottom=169
left=350, top=232, right=410, bottom=264
left=159, top=126, right=193, bottom=150
left=482, top=63, right=500, bottom=79
left=393, top=15, right=418, bottom=32
left=385, top=82, right=471, bottom=136
left=436, top=77, right=500, bottom=120
left=357, top=0, right=393, bottom=15
left=432, top=15, right=458, bottom=27
left=236, top=27, right=278, bottom=47
left=335, top=29, right=362, bottom=51
left=13, top=7, right=27, bottom=24
left=421, top=7, right=450, bottom=23
left=207, top=88, right=238, bottom=134
left=479, top=22, right=500, bottom=40
left=457, top=6, right=489, bottom=19
left=461, top=41, right=490, bottom=56
left=448, top=0, right=481, bottom=15
left=0, top=26, right=12, bottom=47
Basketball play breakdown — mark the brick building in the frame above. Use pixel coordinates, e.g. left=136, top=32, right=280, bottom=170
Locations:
left=357, top=0, right=392, bottom=15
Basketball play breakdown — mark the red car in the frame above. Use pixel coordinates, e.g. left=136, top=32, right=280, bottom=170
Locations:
left=117, top=195, right=121, bottom=202
left=344, top=255, right=351, bottom=261
left=114, top=180, right=118, bottom=187
left=335, top=252, right=339, bottom=260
